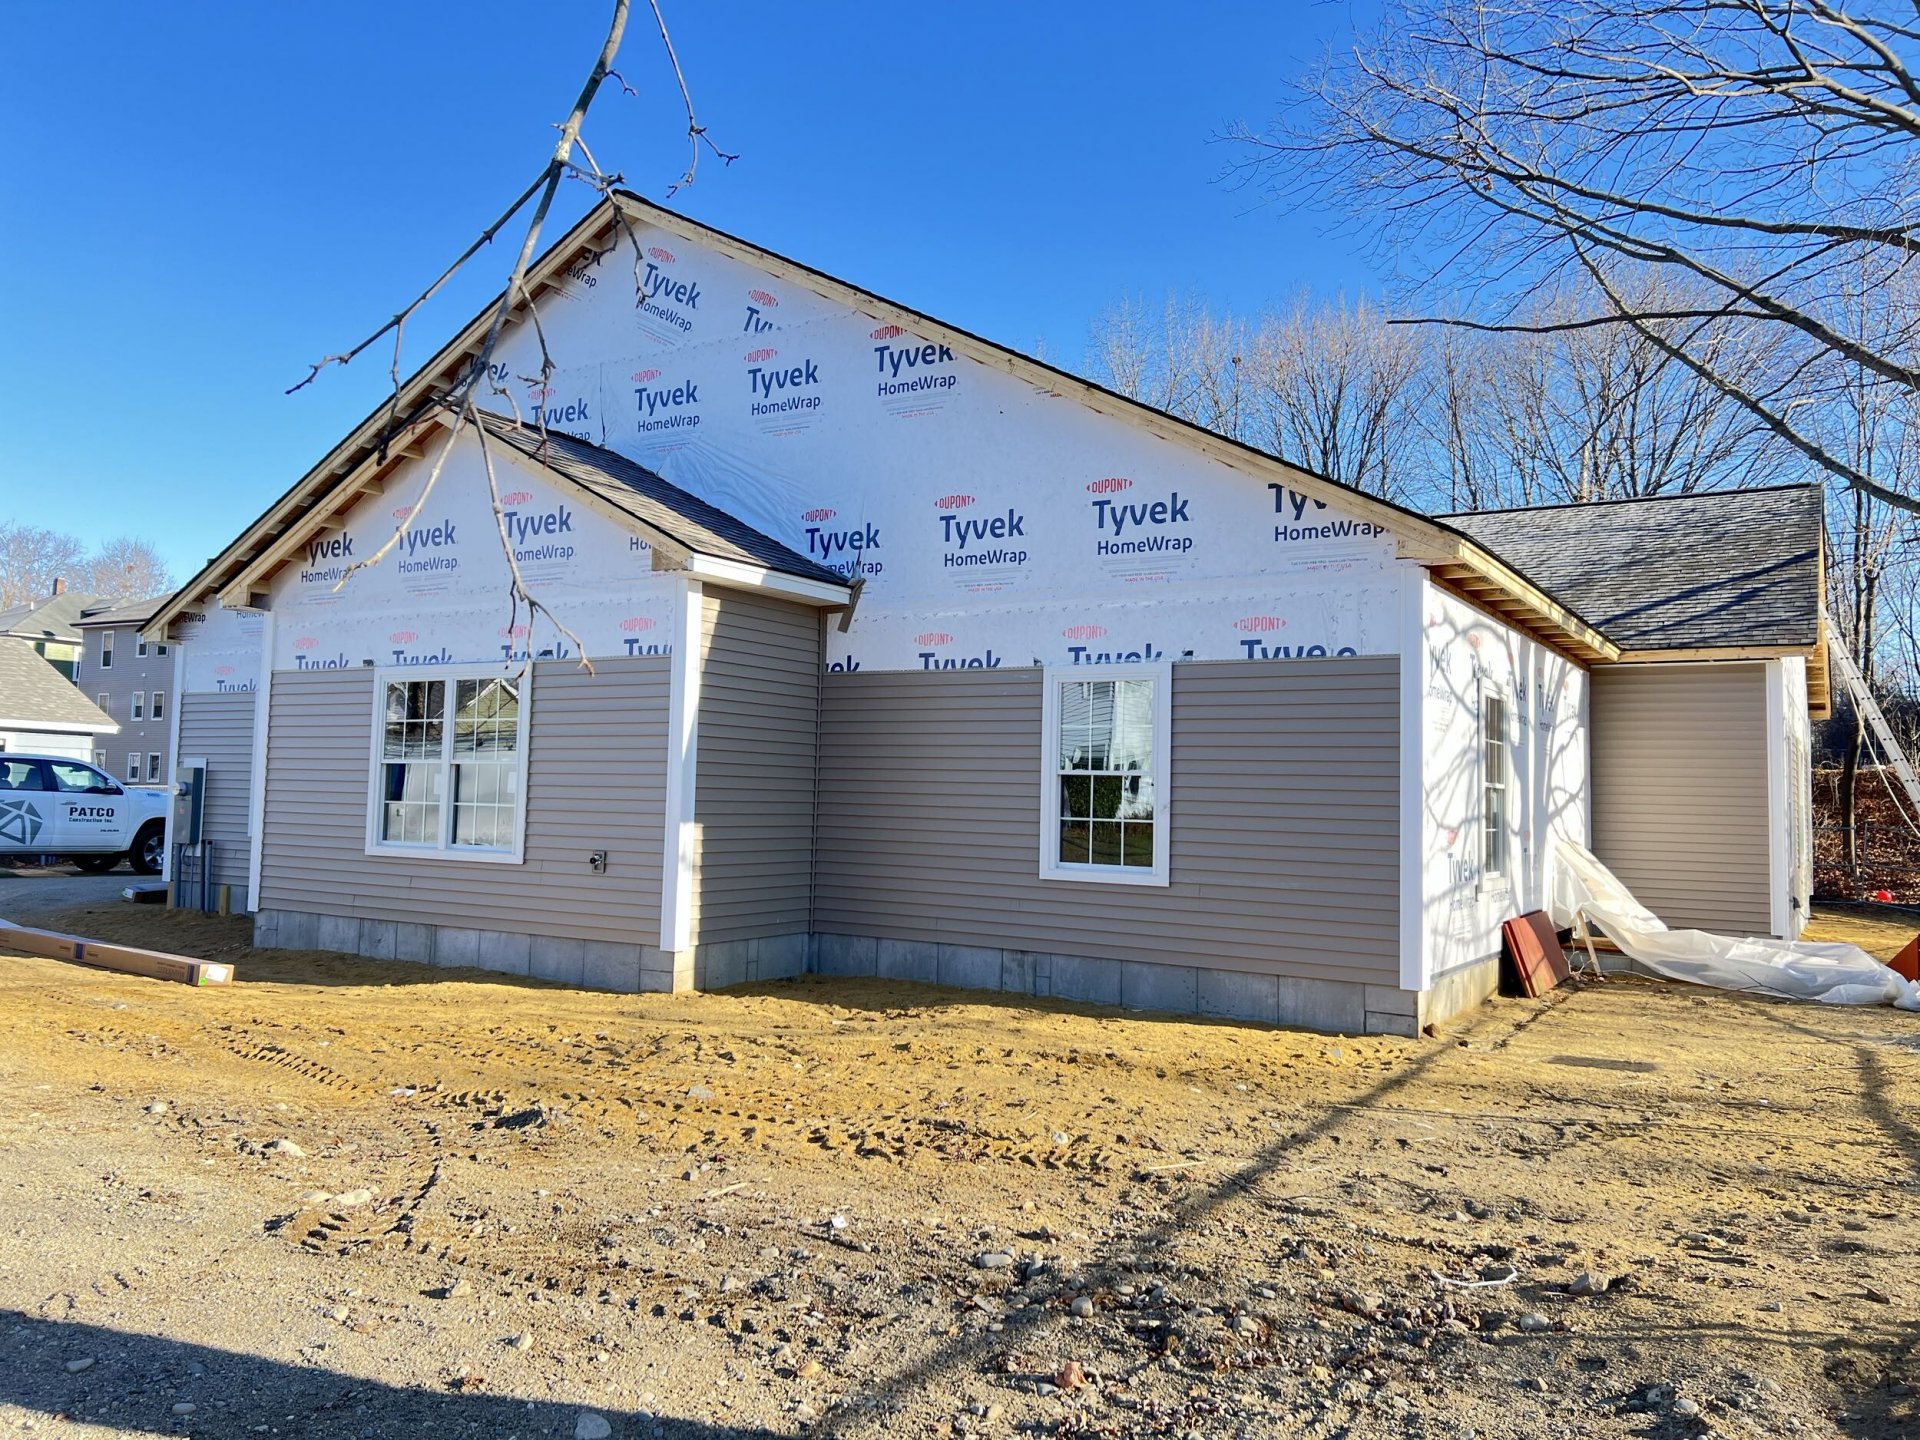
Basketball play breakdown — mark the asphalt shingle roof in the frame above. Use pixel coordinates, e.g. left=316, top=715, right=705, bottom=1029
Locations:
left=76, top=595, right=169, bottom=628
left=0, top=591, right=98, bottom=646
left=474, top=412, right=849, bottom=590
left=0, top=637, right=116, bottom=730
left=1443, top=485, right=1822, bottom=652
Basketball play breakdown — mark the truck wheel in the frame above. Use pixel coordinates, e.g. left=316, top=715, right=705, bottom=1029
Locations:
left=74, top=854, right=122, bottom=874
left=129, top=822, right=166, bottom=876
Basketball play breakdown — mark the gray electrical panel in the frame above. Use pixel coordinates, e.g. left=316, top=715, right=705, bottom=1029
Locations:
left=172, top=760, right=205, bottom=848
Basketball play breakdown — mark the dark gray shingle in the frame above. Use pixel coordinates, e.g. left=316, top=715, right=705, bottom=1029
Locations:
left=473, top=412, right=848, bottom=590
left=1444, top=486, right=1822, bottom=652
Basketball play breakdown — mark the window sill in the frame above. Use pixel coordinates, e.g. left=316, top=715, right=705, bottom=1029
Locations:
left=1039, top=863, right=1171, bottom=889
left=366, top=843, right=524, bottom=866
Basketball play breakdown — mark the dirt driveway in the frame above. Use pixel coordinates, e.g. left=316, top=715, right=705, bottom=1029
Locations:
left=2, top=902, right=1917, bottom=1438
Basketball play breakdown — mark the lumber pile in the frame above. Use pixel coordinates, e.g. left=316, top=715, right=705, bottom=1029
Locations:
left=0, top=918, right=233, bottom=986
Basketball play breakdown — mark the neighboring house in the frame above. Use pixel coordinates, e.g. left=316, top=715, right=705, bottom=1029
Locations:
left=74, top=596, right=175, bottom=785
left=144, top=194, right=1830, bottom=1037
left=0, top=636, right=119, bottom=761
left=0, top=581, right=94, bottom=680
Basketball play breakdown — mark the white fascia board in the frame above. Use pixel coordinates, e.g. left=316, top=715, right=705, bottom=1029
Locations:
left=0, top=717, right=121, bottom=735
left=246, top=609, right=277, bottom=914
left=682, top=555, right=851, bottom=607
left=162, top=641, right=186, bottom=881
left=658, top=577, right=703, bottom=953
left=1397, top=566, right=1429, bottom=994
left=1764, top=658, right=1789, bottom=940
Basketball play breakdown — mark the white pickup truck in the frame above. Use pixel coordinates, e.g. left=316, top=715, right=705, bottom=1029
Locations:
left=0, top=754, right=170, bottom=874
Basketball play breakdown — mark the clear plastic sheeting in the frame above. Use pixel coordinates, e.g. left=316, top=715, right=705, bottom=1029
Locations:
left=1549, top=839, right=1920, bottom=1011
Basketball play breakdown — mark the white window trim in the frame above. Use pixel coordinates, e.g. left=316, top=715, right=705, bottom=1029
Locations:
left=1038, top=659, right=1172, bottom=888
left=1480, top=680, right=1511, bottom=888
left=363, top=665, right=532, bottom=865
left=100, top=634, right=114, bottom=669
left=131, top=691, right=145, bottom=721
left=152, top=690, right=165, bottom=720
left=126, top=752, right=140, bottom=782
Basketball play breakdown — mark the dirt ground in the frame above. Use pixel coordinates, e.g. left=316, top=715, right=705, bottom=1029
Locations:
left=3, top=903, right=1919, bottom=1439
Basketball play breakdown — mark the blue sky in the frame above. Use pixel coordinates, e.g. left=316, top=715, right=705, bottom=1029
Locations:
left=0, top=2, right=1392, bottom=583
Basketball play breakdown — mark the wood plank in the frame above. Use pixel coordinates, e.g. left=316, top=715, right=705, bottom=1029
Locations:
left=0, top=921, right=234, bottom=986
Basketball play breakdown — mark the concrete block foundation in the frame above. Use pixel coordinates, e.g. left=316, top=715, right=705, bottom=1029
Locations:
left=252, top=910, right=1438, bottom=1038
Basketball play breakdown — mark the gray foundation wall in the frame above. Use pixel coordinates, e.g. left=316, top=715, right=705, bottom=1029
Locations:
left=807, top=932, right=1417, bottom=1036
left=252, top=907, right=810, bottom=996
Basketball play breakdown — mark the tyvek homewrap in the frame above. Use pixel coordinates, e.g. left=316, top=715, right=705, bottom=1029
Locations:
left=463, top=226, right=1408, bottom=671
left=175, top=594, right=265, bottom=694
left=263, top=432, right=679, bottom=671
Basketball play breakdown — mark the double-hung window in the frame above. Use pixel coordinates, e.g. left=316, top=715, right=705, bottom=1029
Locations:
left=151, top=691, right=165, bottom=722
left=1482, top=690, right=1509, bottom=880
left=100, top=633, right=114, bottom=669
left=367, top=670, right=528, bottom=861
left=1040, top=661, right=1171, bottom=886
left=130, top=692, right=144, bottom=722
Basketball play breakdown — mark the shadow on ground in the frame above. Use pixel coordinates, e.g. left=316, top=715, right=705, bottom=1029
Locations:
left=0, top=1311, right=780, bottom=1439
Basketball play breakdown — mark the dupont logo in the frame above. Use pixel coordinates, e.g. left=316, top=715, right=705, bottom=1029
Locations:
left=292, top=636, right=317, bottom=651
left=528, top=385, right=554, bottom=403
left=1086, top=477, right=1132, bottom=495
left=1062, top=624, right=1107, bottom=641
left=502, top=490, right=533, bottom=506
left=743, top=347, right=778, bottom=364
left=801, top=507, right=836, bottom=522
left=647, top=246, right=675, bottom=264
left=871, top=324, right=904, bottom=341
left=915, top=632, right=952, bottom=646
left=392, top=505, right=413, bottom=522
left=631, top=368, right=662, bottom=383
left=498, top=624, right=530, bottom=639
left=1468, top=632, right=1483, bottom=649
left=389, top=630, right=418, bottom=645
left=748, top=288, right=779, bottom=308
left=1234, top=616, right=1286, bottom=633
left=214, top=664, right=234, bottom=677
left=933, top=494, right=975, bottom=510
left=744, top=290, right=780, bottom=335
left=619, top=616, right=657, bottom=633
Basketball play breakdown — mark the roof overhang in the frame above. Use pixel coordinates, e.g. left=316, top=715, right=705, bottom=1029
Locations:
left=203, top=409, right=850, bottom=617
left=1603, top=628, right=1832, bottom=720
left=148, top=192, right=1616, bottom=661
left=0, top=716, right=120, bottom=736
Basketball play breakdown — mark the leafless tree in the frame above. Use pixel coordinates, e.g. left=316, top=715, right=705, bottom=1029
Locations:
left=1234, top=0, right=1920, bottom=514
left=1087, top=275, right=1781, bottom=510
left=84, top=538, right=175, bottom=602
left=1087, top=293, right=1430, bottom=499
left=289, top=0, right=730, bottom=668
left=0, top=524, right=86, bottom=609
left=1245, top=295, right=1429, bottom=501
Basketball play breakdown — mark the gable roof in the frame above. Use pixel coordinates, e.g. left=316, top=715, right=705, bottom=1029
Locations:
left=144, top=194, right=1618, bottom=663
left=0, top=590, right=97, bottom=646
left=76, top=594, right=169, bottom=628
left=1444, top=486, right=1822, bottom=654
left=0, top=638, right=118, bottom=734
left=473, top=412, right=847, bottom=589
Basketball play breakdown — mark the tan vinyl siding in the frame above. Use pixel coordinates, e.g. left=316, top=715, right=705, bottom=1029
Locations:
left=1591, top=663, right=1771, bottom=934
left=814, top=658, right=1399, bottom=984
left=177, top=690, right=256, bottom=901
left=260, top=658, right=669, bottom=943
left=692, top=590, right=821, bottom=944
